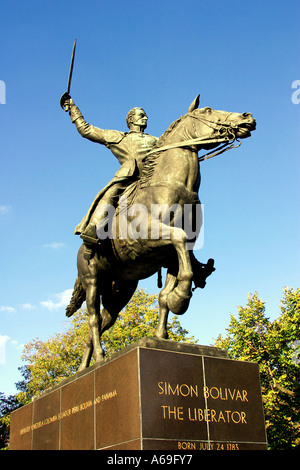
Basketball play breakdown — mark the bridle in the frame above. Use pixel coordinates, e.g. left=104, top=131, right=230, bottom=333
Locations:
left=188, top=111, right=238, bottom=137
left=146, top=111, right=241, bottom=161
left=187, top=112, right=242, bottom=162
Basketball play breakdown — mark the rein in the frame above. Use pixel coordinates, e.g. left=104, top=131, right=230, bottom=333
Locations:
left=198, top=139, right=241, bottom=162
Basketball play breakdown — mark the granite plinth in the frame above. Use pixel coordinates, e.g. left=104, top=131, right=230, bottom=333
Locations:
left=9, top=338, right=267, bottom=450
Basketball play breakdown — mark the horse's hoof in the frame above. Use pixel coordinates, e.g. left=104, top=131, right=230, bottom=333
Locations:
left=155, top=330, right=168, bottom=340
left=94, top=359, right=104, bottom=368
left=167, top=288, right=191, bottom=315
left=93, top=350, right=105, bottom=365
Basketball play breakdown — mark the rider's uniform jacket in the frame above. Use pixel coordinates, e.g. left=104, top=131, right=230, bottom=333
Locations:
left=69, top=103, right=158, bottom=235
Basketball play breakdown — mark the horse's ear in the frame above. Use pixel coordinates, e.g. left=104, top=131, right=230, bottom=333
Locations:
left=187, top=94, right=200, bottom=112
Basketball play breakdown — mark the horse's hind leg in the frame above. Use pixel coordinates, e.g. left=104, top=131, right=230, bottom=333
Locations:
left=100, top=279, right=138, bottom=335
left=86, top=283, right=104, bottom=365
left=78, top=330, right=93, bottom=372
left=156, top=270, right=177, bottom=339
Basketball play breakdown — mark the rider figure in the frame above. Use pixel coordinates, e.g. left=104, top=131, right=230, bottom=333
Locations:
left=62, top=94, right=158, bottom=259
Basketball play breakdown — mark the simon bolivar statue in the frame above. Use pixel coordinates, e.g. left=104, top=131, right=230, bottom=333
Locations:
left=61, top=93, right=158, bottom=260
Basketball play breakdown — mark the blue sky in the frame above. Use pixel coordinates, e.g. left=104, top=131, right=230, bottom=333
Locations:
left=1, top=0, right=299, bottom=395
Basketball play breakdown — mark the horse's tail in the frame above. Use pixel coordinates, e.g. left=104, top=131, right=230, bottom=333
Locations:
left=66, top=276, right=86, bottom=318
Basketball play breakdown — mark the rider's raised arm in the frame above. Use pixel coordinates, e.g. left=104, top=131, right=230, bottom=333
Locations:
left=68, top=99, right=124, bottom=146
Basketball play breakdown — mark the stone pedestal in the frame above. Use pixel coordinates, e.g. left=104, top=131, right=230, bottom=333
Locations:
left=10, top=338, right=267, bottom=450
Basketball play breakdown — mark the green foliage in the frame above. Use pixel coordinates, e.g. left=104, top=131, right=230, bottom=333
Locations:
left=21, top=310, right=89, bottom=397
left=0, top=393, right=21, bottom=449
left=101, top=288, right=195, bottom=355
left=214, top=287, right=300, bottom=450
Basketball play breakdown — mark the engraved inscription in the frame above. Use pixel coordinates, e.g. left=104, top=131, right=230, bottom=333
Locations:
left=19, top=389, right=117, bottom=436
left=158, top=382, right=249, bottom=425
left=178, top=441, right=240, bottom=450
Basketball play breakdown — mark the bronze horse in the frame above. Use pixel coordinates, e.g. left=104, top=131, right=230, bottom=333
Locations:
left=66, top=95, right=256, bottom=370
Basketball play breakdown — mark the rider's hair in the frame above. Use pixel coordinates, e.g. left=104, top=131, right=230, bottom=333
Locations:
left=126, top=107, right=145, bottom=129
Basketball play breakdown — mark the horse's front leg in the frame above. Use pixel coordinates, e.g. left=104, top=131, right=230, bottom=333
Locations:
left=166, top=226, right=193, bottom=315
left=147, top=223, right=193, bottom=315
left=156, top=271, right=177, bottom=339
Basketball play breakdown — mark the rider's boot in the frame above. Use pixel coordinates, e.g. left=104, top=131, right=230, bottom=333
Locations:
left=80, top=209, right=113, bottom=262
left=80, top=224, right=101, bottom=262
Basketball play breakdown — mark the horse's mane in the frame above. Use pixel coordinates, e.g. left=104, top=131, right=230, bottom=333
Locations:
left=153, top=115, right=183, bottom=148
left=139, top=115, right=183, bottom=187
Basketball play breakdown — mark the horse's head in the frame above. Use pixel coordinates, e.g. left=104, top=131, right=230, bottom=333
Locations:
left=187, top=95, right=256, bottom=148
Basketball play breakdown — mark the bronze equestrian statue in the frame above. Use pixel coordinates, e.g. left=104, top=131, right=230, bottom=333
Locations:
left=60, top=41, right=255, bottom=371
left=61, top=89, right=256, bottom=371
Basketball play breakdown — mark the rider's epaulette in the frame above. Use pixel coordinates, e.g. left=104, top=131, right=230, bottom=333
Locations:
left=104, top=131, right=127, bottom=147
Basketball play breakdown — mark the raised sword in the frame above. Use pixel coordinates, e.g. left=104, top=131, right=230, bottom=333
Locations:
left=60, top=38, right=77, bottom=111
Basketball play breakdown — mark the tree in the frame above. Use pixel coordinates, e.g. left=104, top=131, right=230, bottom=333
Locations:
left=21, top=288, right=196, bottom=399
left=0, top=393, right=20, bottom=449
left=214, top=287, right=300, bottom=450
left=0, top=366, right=29, bottom=450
